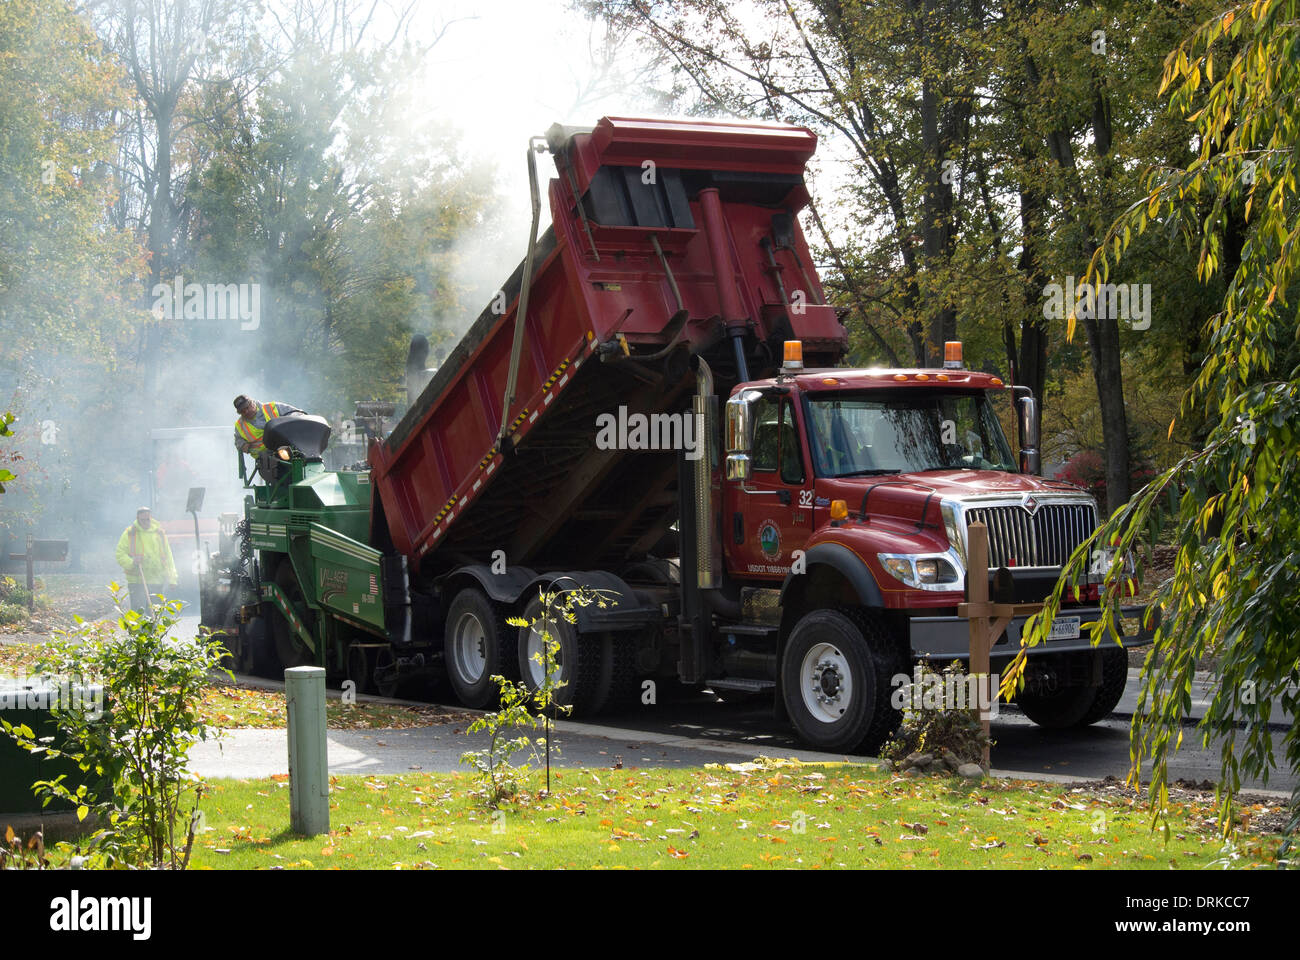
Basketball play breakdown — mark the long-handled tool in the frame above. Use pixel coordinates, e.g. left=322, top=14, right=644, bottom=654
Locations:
left=135, top=558, right=154, bottom=615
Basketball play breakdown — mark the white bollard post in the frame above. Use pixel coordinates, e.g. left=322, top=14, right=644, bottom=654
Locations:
left=285, top=666, right=329, bottom=836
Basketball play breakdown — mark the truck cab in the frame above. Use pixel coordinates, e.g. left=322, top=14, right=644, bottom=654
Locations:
left=716, top=341, right=1150, bottom=750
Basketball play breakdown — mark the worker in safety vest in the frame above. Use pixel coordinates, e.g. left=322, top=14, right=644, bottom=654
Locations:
left=233, top=395, right=302, bottom=456
left=114, top=506, right=177, bottom=613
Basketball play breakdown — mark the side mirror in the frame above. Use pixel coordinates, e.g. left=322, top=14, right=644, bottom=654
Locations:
left=1018, top=395, right=1041, bottom=475
left=725, top=389, right=761, bottom=481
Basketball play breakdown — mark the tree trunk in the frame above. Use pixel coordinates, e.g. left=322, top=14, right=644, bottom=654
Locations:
left=1081, top=315, right=1130, bottom=514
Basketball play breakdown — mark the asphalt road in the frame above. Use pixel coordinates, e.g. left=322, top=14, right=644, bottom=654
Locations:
left=18, top=614, right=1292, bottom=794
left=584, top=691, right=1298, bottom=793
left=195, top=671, right=1295, bottom=794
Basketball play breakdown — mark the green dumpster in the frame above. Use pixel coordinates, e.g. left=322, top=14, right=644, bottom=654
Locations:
left=0, top=676, right=108, bottom=814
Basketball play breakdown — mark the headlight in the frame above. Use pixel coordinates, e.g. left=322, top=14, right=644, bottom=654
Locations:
left=914, top=558, right=959, bottom=584
left=879, top=553, right=961, bottom=589
left=883, top=557, right=914, bottom=583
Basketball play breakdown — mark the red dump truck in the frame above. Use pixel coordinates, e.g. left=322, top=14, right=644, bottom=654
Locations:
left=207, top=116, right=1152, bottom=754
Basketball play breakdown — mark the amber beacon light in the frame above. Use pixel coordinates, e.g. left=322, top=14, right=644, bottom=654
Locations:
left=943, top=341, right=964, bottom=369
left=783, top=340, right=804, bottom=373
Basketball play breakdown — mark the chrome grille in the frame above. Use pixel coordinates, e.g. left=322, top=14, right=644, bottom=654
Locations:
left=964, top=502, right=1097, bottom=568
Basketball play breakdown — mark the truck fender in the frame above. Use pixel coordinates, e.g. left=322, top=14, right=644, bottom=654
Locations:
left=442, top=565, right=638, bottom=619
left=444, top=563, right=541, bottom=606
left=779, top=542, right=885, bottom=611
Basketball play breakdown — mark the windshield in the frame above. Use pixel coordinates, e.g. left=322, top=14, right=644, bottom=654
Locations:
left=805, top=390, right=1016, bottom=478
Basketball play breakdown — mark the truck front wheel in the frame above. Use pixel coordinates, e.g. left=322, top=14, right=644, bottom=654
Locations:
left=444, top=588, right=517, bottom=709
left=781, top=609, right=902, bottom=754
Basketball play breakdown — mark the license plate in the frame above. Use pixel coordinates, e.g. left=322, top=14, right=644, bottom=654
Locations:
left=1048, top=616, right=1081, bottom=641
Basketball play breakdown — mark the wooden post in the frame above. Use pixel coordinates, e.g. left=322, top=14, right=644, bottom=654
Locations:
left=958, top=524, right=1044, bottom=771
left=965, top=523, right=992, bottom=767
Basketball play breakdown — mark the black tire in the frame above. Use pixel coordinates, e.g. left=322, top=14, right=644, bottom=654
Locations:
left=1078, top=646, right=1129, bottom=725
left=347, top=644, right=374, bottom=696
left=1016, top=675, right=1099, bottom=729
left=516, top=593, right=603, bottom=715
left=271, top=562, right=315, bottom=671
left=593, top=632, right=641, bottom=714
left=241, top=616, right=278, bottom=677
left=781, top=608, right=902, bottom=754
left=374, top=647, right=401, bottom=699
left=443, top=587, right=517, bottom=709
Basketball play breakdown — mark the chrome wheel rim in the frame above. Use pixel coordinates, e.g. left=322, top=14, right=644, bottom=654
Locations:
left=801, top=641, right=852, bottom=724
left=451, top=611, right=487, bottom=685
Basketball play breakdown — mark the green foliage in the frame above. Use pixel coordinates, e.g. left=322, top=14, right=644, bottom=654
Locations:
left=0, top=412, right=13, bottom=491
left=880, top=662, right=993, bottom=768
left=460, top=584, right=619, bottom=807
left=1010, top=0, right=1300, bottom=858
left=459, top=588, right=572, bottom=808
left=458, top=672, right=554, bottom=809
left=1, top=586, right=230, bottom=868
left=0, top=574, right=50, bottom=626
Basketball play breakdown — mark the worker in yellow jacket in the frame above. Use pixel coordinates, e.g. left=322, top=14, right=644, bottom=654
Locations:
left=114, top=506, right=177, bottom=613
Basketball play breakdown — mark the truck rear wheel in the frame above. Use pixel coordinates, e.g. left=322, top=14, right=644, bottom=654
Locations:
left=781, top=608, right=901, bottom=754
left=444, top=588, right=517, bottom=709
left=516, top=593, right=603, bottom=715
left=593, top=632, right=641, bottom=714
left=1077, top=646, right=1129, bottom=725
left=347, top=644, right=374, bottom=696
left=1015, top=668, right=1099, bottom=728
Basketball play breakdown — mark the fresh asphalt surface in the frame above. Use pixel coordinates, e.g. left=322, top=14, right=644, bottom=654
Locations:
left=167, top=611, right=1296, bottom=794
left=191, top=686, right=1296, bottom=794
left=5, top=612, right=1290, bottom=792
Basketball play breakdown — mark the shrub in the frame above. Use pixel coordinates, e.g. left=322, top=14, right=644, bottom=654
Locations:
left=880, top=662, right=992, bottom=769
left=1, top=584, right=230, bottom=868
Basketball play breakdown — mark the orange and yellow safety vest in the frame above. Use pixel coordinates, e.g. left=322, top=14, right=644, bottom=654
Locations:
left=234, top=401, right=297, bottom=455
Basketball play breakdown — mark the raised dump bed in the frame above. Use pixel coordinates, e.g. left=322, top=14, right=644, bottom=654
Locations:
left=368, top=116, right=847, bottom=581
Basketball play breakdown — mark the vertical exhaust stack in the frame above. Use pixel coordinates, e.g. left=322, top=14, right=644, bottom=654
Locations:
left=693, top=357, right=718, bottom=590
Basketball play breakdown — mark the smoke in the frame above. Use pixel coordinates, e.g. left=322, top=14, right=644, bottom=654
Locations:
left=1, top=0, right=676, bottom=591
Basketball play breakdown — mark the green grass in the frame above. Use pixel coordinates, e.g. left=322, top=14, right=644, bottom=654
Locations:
left=189, top=763, right=1281, bottom=870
